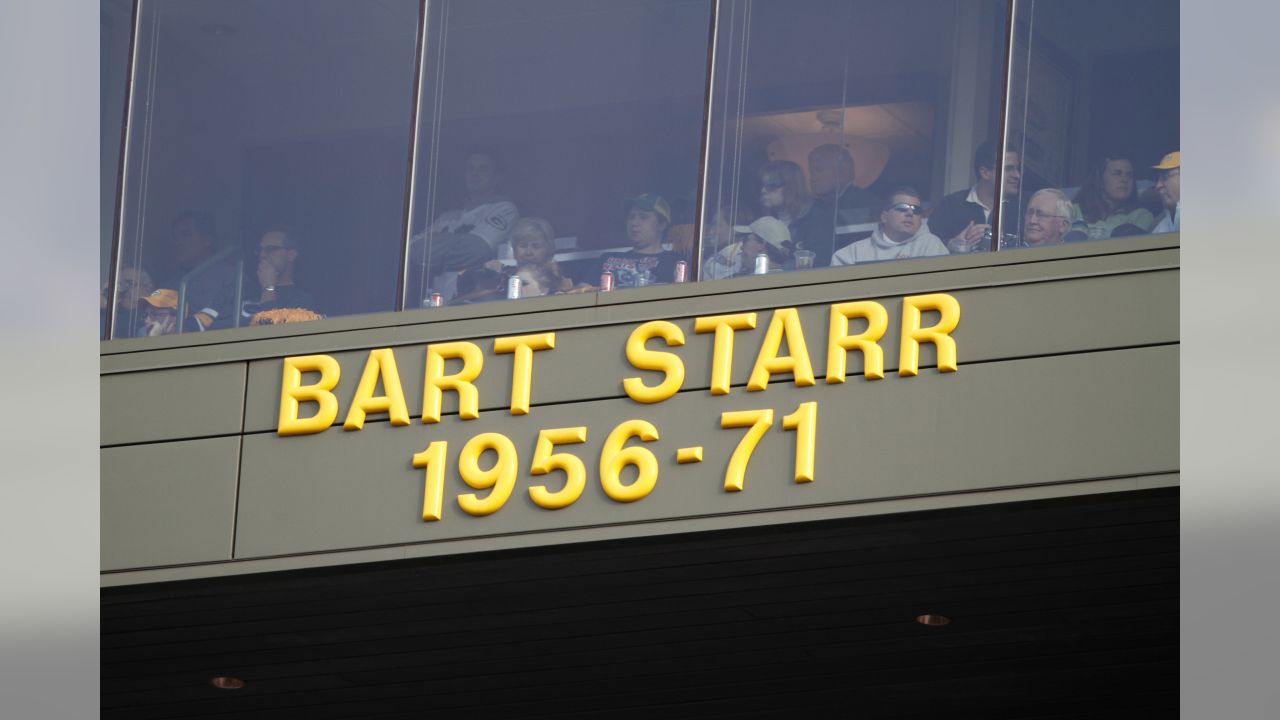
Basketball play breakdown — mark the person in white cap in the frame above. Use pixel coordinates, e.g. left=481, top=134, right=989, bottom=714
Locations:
left=1150, top=151, right=1180, bottom=234
left=831, top=187, right=947, bottom=266
left=729, top=216, right=792, bottom=277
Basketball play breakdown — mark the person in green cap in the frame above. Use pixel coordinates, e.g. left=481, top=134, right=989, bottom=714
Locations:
left=590, top=193, right=686, bottom=288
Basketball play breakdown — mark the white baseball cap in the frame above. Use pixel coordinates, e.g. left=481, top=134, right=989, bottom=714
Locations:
left=733, top=216, right=791, bottom=250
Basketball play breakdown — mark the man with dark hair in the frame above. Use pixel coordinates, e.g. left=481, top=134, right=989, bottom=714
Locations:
left=926, top=140, right=1023, bottom=253
left=788, top=143, right=880, bottom=267
left=590, top=193, right=685, bottom=288
left=831, top=186, right=947, bottom=265
left=161, top=210, right=238, bottom=331
left=240, top=227, right=317, bottom=322
left=407, top=148, right=519, bottom=303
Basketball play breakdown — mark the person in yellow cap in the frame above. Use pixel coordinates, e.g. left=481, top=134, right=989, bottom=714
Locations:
left=136, top=289, right=180, bottom=337
left=1151, top=151, right=1180, bottom=234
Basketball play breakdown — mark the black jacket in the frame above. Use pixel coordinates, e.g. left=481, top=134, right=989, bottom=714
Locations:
left=790, top=184, right=880, bottom=267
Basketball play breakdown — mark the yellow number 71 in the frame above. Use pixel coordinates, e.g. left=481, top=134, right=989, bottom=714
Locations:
left=720, top=401, right=817, bottom=492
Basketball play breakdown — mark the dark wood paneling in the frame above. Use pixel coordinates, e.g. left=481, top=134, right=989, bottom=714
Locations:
left=102, top=488, right=1177, bottom=718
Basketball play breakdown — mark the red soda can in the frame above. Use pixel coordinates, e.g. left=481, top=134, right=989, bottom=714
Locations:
left=674, top=260, right=688, bottom=283
left=599, top=271, right=615, bottom=292
left=427, top=292, right=443, bottom=308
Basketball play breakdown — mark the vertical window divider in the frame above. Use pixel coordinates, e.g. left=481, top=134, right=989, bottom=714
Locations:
left=993, top=0, right=1021, bottom=248
left=103, top=0, right=143, bottom=340
left=692, top=0, right=724, bottom=283
left=396, top=0, right=433, bottom=312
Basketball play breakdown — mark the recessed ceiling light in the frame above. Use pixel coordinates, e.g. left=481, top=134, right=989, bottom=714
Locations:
left=915, top=613, right=951, bottom=626
left=200, top=23, right=236, bottom=37
left=209, top=676, right=246, bottom=690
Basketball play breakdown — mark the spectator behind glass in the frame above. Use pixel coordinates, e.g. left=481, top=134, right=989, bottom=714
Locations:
left=514, top=262, right=564, bottom=298
left=102, top=265, right=153, bottom=338
left=487, top=217, right=574, bottom=292
left=1071, top=155, right=1156, bottom=240
left=1022, top=188, right=1074, bottom=247
left=591, top=193, right=685, bottom=288
left=731, top=216, right=791, bottom=276
left=240, top=228, right=317, bottom=324
left=701, top=203, right=754, bottom=280
left=161, top=210, right=238, bottom=331
left=831, top=187, right=947, bottom=266
left=1151, top=151, right=1180, bottom=234
left=408, top=148, right=519, bottom=303
left=758, top=160, right=813, bottom=248
left=136, top=288, right=181, bottom=337
left=788, top=144, right=880, bottom=267
left=927, top=140, right=1023, bottom=254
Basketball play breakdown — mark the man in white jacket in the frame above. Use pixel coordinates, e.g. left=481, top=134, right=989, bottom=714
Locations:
left=830, top=187, right=947, bottom=266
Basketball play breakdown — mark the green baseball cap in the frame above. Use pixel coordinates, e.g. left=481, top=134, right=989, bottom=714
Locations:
left=625, top=193, right=671, bottom=224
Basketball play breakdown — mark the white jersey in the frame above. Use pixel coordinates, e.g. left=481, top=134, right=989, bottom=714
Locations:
left=430, top=196, right=518, bottom=251
left=416, top=195, right=518, bottom=303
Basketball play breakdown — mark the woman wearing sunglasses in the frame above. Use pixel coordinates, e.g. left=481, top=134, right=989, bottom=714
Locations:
left=757, top=160, right=813, bottom=253
left=830, top=187, right=947, bottom=265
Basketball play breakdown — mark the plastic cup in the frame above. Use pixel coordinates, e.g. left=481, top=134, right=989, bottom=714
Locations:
left=793, top=250, right=816, bottom=269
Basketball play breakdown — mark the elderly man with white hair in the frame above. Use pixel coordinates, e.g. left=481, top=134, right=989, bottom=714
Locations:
left=1021, top=188, right=1075, bottom=247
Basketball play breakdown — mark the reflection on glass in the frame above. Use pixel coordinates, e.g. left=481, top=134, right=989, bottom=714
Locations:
left=1003, top=0, right=1179, bottom=248
left=110, top=0, right=420, bottom=338
left=404, top=0, right=713, bottom=307
left=701, top=0, right=1008, bottom=276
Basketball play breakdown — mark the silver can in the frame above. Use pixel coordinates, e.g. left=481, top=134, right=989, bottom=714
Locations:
left=599, top=271, right=615, bottom=292
left=506, top=274, right=522, bottom=299
left=674, top=260, right=688, bottom=283
left=426, top=291, right=443, bottom=308
left=754, top=253, right=770, bottom=275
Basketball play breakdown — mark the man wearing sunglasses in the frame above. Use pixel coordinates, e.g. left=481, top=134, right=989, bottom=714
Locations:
left=1150, top=151, right=1180, bottom=234
left=240, top=228, right=317, bottom=322
left=830, top=187, right=947, bottom=266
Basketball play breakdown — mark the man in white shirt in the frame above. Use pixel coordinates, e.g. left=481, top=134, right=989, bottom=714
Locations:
left=407, top=149, right=519, bottom=303
left=926, top=140, right=1023, bottom=253
left=1150, top=151, right=1180, bottom=234
left=831, top=187, right=947, bottom=265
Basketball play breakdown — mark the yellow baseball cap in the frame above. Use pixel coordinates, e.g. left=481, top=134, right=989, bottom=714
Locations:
left=138, top=288, right=178, bottom=310
left=1152, top=151, right=1180, bottom=170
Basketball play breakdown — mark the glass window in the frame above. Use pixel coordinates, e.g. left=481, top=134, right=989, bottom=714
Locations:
left=101, top=0, right=133, bottom=339
left=109, top=0, right=420, bottom=339
left=403, top=0, right=714, bottom=307
left=700, top=0, right=1008, bottom=279
left=1002, top=0, right=1180, bottom=248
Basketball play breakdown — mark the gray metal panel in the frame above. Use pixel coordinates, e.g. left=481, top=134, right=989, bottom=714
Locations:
left=101, top=363, right=246, bottom=446
left=240, top=269, right=1178, bottom=433
left=101, top=436, right=241, bottom=570
left=103, top=473, right=1178, bottom=586
left=234, top=344, right=1177, bottom=559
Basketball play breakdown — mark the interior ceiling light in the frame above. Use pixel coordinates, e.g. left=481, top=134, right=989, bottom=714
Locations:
left=915, top=614, right=951, bottom=626
left=200, top=23, right=236, bottom=37
left=209, top=676, right=246, bottom=690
